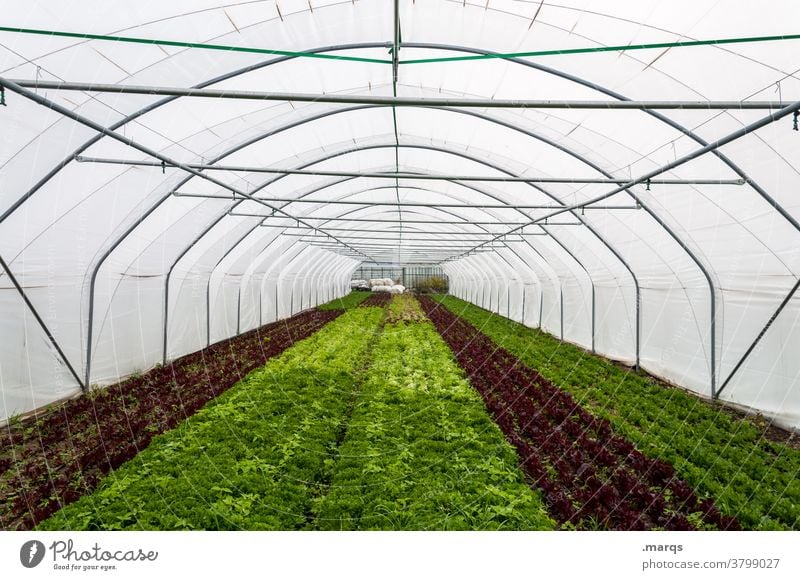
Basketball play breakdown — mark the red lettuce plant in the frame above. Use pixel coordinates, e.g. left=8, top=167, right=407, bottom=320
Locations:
left=0, top=308, right=341, bottom=530
left=418, top=296, right=738, bottom=531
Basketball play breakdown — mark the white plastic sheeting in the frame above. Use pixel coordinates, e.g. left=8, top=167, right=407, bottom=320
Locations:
left=0, top=1, right=799, bottom=428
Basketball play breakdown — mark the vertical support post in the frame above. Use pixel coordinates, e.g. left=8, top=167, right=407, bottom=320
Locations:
left=162, top=273, right=170, bottom=364
left=539, top=289, right=544, bottom=329
left=236, top=287, right=241, bottom=335
left=591, top=284, right=596, bottom=354
left=709, top=294, right=715, bottom=395
left=560, top=287, right=564, bottom=340
left=635, top=286, right=641, bottom=371
left=206, top=279, right=212, bottom=347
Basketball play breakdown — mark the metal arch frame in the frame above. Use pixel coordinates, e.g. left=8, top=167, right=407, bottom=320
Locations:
left=2, top=59, right=637, bottom=383
left=88, top=108, right=646, bottom=371
left=147, top=135, right=624, bottom=372
left=474, top=253, right=502, bottom=313
left=118, top=53, right=800, bottom=383
left=4, top=111, right=614, bottom=386
left=166, top=177, right=381, bottom=363
left=251, top=237, right=331, bottom=324
left=495, top=229, right=587, bottom=343
left=195, top=154, right=589, bottom=355
left=274, top=197, right=560, bottom=314
left=292, top=196, right=565, bottom=341
left=157, top=138, right=591, bottom=367
left=435, top=106, right=642, bottom=358
left=0, top=49, right=675, bottom=388
left=320, top=202, right=561, bottom=307
left=486, top=253, right=523, bottom=318
left=453, top=260, right=488, bottom=312
left=406, top=43, right=800, bottom=233
left=218, top=235, right=303, bottom=342
left=4, top=43, right=794, bottom=396
left=243, top=142, right=615, bottom=358
left=286, top=167, right=596, bottom=350
left=231, top=170, right=559, bottom=333
left=173, top=174, right=536, bottom=336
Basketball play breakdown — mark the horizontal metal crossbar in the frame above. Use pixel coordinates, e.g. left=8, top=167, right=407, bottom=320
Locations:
left=173, top=192, right=643, bottom=210
left=257, top=224, right=542, bottom=234
left=11, top=80, right=788, bottom=110
left=246, top=214, right=583, bottom=225
left=76, top=156, right=744, bottom=185
left=285, top=235, right=532, bottom=241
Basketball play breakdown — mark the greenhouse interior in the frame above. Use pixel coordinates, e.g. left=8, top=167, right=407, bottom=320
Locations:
left=1, top=0, right=799, bottom=535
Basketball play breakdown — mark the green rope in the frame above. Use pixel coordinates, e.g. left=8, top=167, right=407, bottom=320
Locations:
left=2, top=25, right=797, bottom=67
left=399, top=33, right=800, bottom=64
left=0, top=26, right=392, bottom=64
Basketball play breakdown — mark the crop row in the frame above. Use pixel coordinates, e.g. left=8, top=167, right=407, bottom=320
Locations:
left=1, top=306, right=342, bottom=530
left=384, top=293, right=428, bottom=324
left=317, top=290, right=371, bottom=311
left=315, top=296, right=554, bottom=530
left=39, top=294, right=557, bottom=530
left=432, top=295, right=800, bottom=530
left=359, top=293, right=393, bottom=308
left=39, top=306, right=385, bottom=530
left=418, top=295, right=736, bottom=530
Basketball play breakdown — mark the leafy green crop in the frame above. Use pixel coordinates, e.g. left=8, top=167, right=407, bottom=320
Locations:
left=434, top=294, right=800, bottom=530
left=317, top=291, right=371, bottom=311
left=38, top=307, right=385, bottom=530
left=38, top=300, right=551, bottom=531
left=313, top=317, right=554, bottom=530
left=385, top=294, right=427, bottom=324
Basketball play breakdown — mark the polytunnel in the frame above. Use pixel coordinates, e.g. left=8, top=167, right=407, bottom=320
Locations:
left=2, top=0, right=800, bottom=537
left=1, top=0, right=800, bottom=427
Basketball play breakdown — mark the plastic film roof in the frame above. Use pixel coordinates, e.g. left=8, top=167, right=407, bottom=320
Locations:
left=0, top=1, right=799, bottom=428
